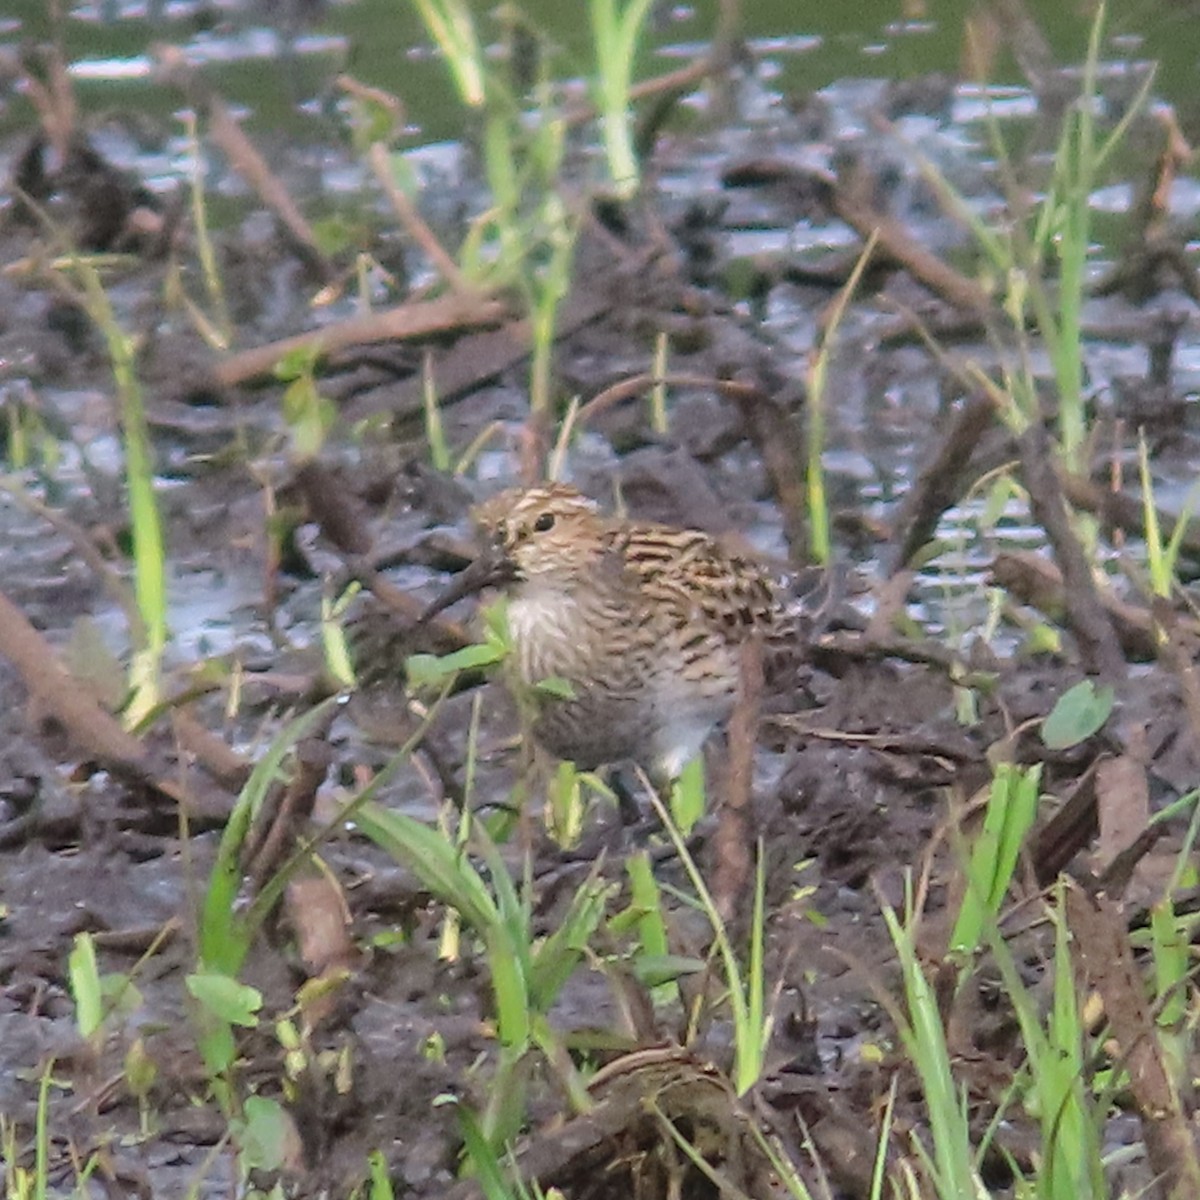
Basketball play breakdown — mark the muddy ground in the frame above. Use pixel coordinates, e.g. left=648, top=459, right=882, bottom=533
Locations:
left=2, top=15, right=1200, bottom=1200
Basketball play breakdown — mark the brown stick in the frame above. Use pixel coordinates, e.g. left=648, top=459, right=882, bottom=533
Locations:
left=0, top=478, right=144, bottom=642
left=1060, top=470, right=1200, bottom=568
left=0, top=588, right=147, bottom=766
left=1066, top=882, right=1200, bottom=1200
left=0, top=588, right=232, bottom=820
left=559, top=53, right=731, bottom=129
left=294, top=460, right=373, bottom=556
left=373, top=239, right=667, bottom=423
left=245, top=732, right=335, bottom=891
left=713, top=637, right=762, bottom=923
left=1151, top=597, right=1200, bottom=747
left=209, top=292, right=508, bottom=389
left=988, top=550, right=1166, bottom=662
left=1017, top=424, right=1126, bottom=680
left=723, top=382, right=810, bottom=566
left=888, top=391, right=997, bottom=572
left=172, top=708, right=252, bottom=792
left=292, top=459, right=471, bottom=648
left=17, top=45, right=78, bottom=162
left=1031, top=757, right=1103, bottom=885
left=365, top=140, right=477, bottom=298
left=829, top=159, right=999, bottom=320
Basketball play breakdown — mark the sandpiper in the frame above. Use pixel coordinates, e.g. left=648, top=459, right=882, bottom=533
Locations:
left=425, top=483, right=786, bottom=780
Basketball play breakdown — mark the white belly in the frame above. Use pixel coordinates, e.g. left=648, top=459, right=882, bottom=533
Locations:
left=506, top=591, right=584, bottom=684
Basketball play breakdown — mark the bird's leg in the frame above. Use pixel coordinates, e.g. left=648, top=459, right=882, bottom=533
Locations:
left=609, top=766, right=645, bottom=826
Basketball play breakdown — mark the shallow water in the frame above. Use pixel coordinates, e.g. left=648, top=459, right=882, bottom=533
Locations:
left=2, top=2, right=1199, bottom=647
left=4, top=1, right=1191, bottom=141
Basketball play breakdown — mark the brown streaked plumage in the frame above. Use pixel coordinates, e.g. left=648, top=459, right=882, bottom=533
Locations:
left=455, top=483, right=784, bottom=779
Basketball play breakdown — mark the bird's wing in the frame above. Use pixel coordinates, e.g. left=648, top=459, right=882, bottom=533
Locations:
left=611, top=525, right=778, bottom=636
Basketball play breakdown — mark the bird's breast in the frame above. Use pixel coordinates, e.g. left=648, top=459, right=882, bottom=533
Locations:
left=506, top=589, right=592, bottom=684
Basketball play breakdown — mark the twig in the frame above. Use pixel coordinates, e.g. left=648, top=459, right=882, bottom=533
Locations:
left=15, top=45, right=77, bottom=161
left=208, top=292, right=508, bottom=388
left=1017, top=423, right=1126, bottom=680
left=0, top=587, right=232, bottom=820
left=989, top=549, right=1168, bottom=662
left=1060, top=469, right=1200, bottom=570
left=245, top=732, right=335, bottom=891
left=713, top=637, right=761, bottom=922
left=0, top=477, right=144, bottom=644
left=887, top=391, right=997, bottom=573
left=1066, top=882, right=1200, bottom=1200
left=365, top=140, right=477, bottom=298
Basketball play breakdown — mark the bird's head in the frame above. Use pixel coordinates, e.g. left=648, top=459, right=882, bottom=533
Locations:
left=418, top=484, right=607, bottom=624
left=472, top=484, right=607, bottom=585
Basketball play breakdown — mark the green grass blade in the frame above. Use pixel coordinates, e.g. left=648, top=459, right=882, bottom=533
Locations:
left=882, top=881, right=984, bottom=1199
left=354, top=803, right=499, bottom=932
left=949, top=763, right=1041, bottom=955
left=199, top=697, right=341, bottom=974
left=73, top=259, right=167, bottom=725
left=528, top=873, right=613, bottom=1010
left=457, top=1104, right=519, bottom=1200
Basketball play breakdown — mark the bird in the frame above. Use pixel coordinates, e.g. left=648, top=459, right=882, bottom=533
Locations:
left=421, top=483, right=788, bottom=780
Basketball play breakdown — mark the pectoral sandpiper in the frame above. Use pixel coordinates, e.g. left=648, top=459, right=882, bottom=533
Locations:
left=424, top=483, right=786, bottom=780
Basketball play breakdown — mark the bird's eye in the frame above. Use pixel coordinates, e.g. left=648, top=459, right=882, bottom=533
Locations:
left=533, top=512, right=556, bottom=533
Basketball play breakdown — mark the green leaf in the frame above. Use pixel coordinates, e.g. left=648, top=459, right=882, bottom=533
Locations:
left=1041, top=680, right=1114, bottom=749
left=186, top=972, right=263, bottom=1028
left=100, top=972, right=142, bottom=1019
left=1025, top=623, right=1062, bottom=656
left=628, top=953, right=706, bottom=987
left=534, top=675, right=576, bottom=699
left=481, top=598, right=511, bottom=644
left=274, top=344, right=320, bottom=382
left=486, top=924, right=530, bottom=1050
left=455, top=1104, right=513, bottom=1200
left=196, top=1021, right=237, bottom=1076
left=528, top=875, right=613, bottom=1010
left=547, top=758, right=583, bottom=846
left=69, top=932, right=104, bottom=1039
left=310, top=213, right=355, bottom=258
left=354, top=803, right=498, bottom=931
left=200, top=697, right=341, bottom=976
left=282, top=376, right=335, bottom=461
left=950, top=763, right=1042, bottom=955
left=669, top=755, right=706, bottom=835
left=405, top=641, right=505, bottom=687
left=615, top=852, right=667, bottom=949
left=1151, top=898, right=1188, bottom=1025
left=366, top=1149, right=395, bottom=1200
left=981, top=474, right=1016, bottom=532
left=124, top=1036, right=157, bottom=1099
left=238, top=1095, right=294, bottom=1172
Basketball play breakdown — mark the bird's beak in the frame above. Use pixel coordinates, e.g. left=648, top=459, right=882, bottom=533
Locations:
left=416, top=542, right=516, bottom=626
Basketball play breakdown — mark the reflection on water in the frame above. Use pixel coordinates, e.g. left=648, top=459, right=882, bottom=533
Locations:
left=1, top=0, right=1192, bottom=145
left=2, top=0, right=1198, bottom=653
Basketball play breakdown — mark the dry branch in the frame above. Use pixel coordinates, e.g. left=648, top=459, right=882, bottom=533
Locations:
left=0, top=587, right=233, bottom=821
left=208, top=292, right=509, bottom=389
left=989, top=550, right=1163, bottom=662
left=1066, top=882, right=1200, bottom=1200
left=1017, top=425, right=1126, bottom=680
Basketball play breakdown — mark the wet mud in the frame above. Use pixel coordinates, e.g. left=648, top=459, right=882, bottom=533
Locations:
left=2, top=7, right=1200, bottom=1198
